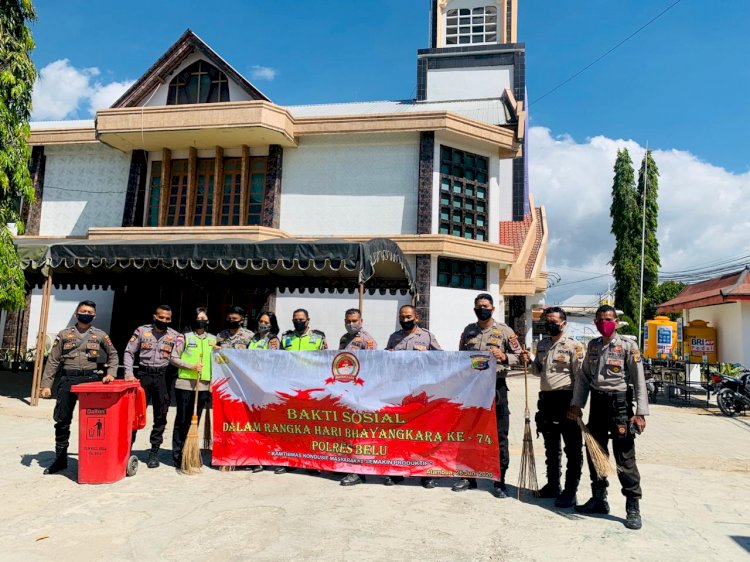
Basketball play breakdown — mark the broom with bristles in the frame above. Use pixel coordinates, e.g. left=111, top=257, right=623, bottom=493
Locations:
left=517, top=355, right=539, bottom=499
left=180, top=377, right=203, bottom=474
left=575, top=417, right=614, bottom=479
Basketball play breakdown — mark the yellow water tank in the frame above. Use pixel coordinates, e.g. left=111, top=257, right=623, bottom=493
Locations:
left=643, top=316, right=678, bottom=359
left=683, top=320, right=718, bottom=364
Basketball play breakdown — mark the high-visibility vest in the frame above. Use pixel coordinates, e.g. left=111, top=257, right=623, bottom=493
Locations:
left=248, top=335, right=276, bottom=349
left=281, top=330, right=326, bottom=351
left=177, top=332, right=216, bottom=381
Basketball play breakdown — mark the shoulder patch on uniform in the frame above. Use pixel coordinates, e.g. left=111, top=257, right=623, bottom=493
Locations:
left=312, top=329, right=326, bottom=337
left=507, top=334, right=522, bottom=352
left=366, top=340, right=375, bottom=349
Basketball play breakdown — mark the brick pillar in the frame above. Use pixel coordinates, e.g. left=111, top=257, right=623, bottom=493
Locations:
left=415, top=255, right=431, bottom=329
left=417, top=132, right=434, bottom=235
left=121, top=150, right=148, bottom=227
left=261, top=145, right=283, bottom=228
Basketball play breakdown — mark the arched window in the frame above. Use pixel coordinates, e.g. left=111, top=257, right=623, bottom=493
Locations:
left=167, top=60, right=230, bottom=105
left=446, top=5, right=498, bottom=45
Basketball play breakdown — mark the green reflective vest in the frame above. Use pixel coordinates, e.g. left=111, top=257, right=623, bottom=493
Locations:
left=281, top=330, right=326, bottom=351
left=248, top=335, right=276, bottom=350
left=177, top=332, right=217, bottom=381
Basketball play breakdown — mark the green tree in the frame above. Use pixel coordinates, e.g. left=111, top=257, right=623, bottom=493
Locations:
left=0, top=0, right=36, bottom=310
left=645, top=280, right=685, bottom=321
left=609, top=148, right=639, bottom=320
left=636, top=149, right=661, bottom=323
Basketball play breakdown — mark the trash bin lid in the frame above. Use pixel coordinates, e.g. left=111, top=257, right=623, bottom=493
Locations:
left=70, top=380, right=141, bottom=393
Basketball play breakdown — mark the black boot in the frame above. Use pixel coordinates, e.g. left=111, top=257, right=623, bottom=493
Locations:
left=538, top=482, right=561, bottom=498
left=625, top=497, right=642, bottom=530
left=147, top=446, right=160, bottom=468
left=492, top=479, right=509, bottom=499
left=421, top=477, right=436, bottom=489
left=383, top=476, right=404, bottom=486
left=555, top=489, right=577, bottom=508
left=575, top=485, right=609, bottom=514
left=44, top=446, right=68, bottom=475
left=451, top=478, right=478, bottom=492
left=340, top=473, right=365, bottom=486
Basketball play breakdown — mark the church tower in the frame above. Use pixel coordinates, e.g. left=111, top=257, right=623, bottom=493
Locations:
left=418, top=0, right=527, bottom=220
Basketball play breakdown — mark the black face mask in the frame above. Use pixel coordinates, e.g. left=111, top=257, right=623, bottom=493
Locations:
left=400, top=319, right=416, bottom=331
left=546, top=322, right=563, bottom=336
left=154, top=319, right=170, bottom=330
left=226, top=319, right=241, bottom=329
left=76, top=313, right=95, bottom=324
left=474, top=308, right=493, bottom=321
left=195, top=320, right=209, bottom=330
left=293, top=319, right=308, bottom=332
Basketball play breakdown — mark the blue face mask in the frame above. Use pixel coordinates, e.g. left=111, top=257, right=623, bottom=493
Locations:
left=77, top=313, right=95, bottom=324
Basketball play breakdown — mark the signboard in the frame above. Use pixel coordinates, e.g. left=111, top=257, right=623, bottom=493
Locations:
left=690, top=337, right=715, bottom=353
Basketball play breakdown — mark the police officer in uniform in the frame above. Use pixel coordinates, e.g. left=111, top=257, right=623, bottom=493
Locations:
left=385, top=304, right=441, bottom=488
left=40, top=300, right=119, bottom=474
left=276, top=308, right=327, bottom=474
left=170, top=307, right=215, bottom=468
left=280, top=308, right=328, bottom=351
left=520, top=306, right=584, bottom=507
left=569, top=304, right=648, bottom=530
left=216, top=306, right=254, bottom=349
left=453, top=293, right=520, bottom=498
left=338, top=308, right=377, bottom=487
left=248, top=311, right=281, bottom=350
left=124, top=304, right=184, bottom=468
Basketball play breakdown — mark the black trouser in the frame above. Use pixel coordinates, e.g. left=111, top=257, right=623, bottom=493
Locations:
left=133, top=369, right=170, bottom=448
left=172, top=387, right=211, bottom=463
left=537, top=389, right=583, bottom=492
left=586, top=390, right=642, bottom=499
left=53, top=371, right=98, bottom=449
left=496, top=379, right=510, bottom=479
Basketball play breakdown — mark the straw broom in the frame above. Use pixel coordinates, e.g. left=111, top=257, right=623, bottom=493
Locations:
left=517, top=358, right=539, bottom=499
left=575, top=417, right=614, bottom=479
left=180, top=377, right=203, bottom=474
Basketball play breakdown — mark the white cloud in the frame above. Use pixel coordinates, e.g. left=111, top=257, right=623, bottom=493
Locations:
left=250, top=65, right=277, bottom=81
left=529, top=126, right=750, bottom=302
left=31, top=59, right=134, bottom=120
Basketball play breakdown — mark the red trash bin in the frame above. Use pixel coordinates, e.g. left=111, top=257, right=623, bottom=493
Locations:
left=71, top=380, right=147, bottom=484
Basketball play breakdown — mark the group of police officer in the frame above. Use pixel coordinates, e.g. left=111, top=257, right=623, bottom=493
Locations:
left=40, top=294, right=647, bottom=530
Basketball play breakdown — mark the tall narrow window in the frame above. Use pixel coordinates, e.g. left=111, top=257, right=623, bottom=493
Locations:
left=446, top=6, right=497, bottom=45
left=194, top=158, right=215, bottom=226
left=165, top=160, right=189, bottom=226
left=439, top=146, right=489, bottom=241
left=146, top=161, right=162, bottom=227
left=167, top=60, right=230, bottom=105
left=221, top=158, right=243, bottom=226
left=247, top=157, right=268, bottom=225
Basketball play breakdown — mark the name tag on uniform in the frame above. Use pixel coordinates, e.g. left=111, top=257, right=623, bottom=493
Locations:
left=414, top=344, right=426, bottom=351
left=553, top=353, right=569, bottom=363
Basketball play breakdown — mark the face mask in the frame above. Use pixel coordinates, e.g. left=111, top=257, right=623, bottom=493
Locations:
left=400, top=319, right=415, bottom=331
left=154, top=319, right=170, bottom=330
left=76, top=313, right=95, bottom=324
left=226, top=319, right=241, bottom=329
left=546, top=322, right=563, bottom=336
left=257, top=323, right=271, bottom=334
left=474, top=308, right=493, bottom=321
left=345, top=322, right=362, bottom=335
left=595, top=319, right=617, bottom=338
left=293, top=319, right=308, bottom=332
left=195, top=320, right=209, bottom=330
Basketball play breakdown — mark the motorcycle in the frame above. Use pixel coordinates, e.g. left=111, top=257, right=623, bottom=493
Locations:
left=710, top=370, right=750, bottom=417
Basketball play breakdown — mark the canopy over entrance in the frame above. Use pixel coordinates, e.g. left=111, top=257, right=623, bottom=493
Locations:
left=15, top=237, right=415, bottom=294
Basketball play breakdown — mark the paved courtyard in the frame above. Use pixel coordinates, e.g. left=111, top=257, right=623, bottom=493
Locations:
left=1, top=371, right=748, bottom=561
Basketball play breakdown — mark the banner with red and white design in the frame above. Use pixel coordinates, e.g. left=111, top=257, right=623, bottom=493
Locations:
left=211, top=350, right=500, bottom=480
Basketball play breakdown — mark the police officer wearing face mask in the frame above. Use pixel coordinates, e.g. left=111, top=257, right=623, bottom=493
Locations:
left=40, top=300, right=119, bottom=474
left=280, top=308, right=328, bottom=351
left=337, top=308, right=377, bottom=487
left=454, top=293, right=521, bottom=498
left=568, top=304, right=648, bottom=530
left=124, top=304, right=184, bottom=468
left=248, top=311, right=281, bottom=350
left=216, top=306, right=254, bottom=349
left=520, top=307, right=584, bottom=508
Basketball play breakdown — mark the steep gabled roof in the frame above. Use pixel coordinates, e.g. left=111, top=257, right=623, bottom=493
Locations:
left=111, top=29, right=269, bottom=108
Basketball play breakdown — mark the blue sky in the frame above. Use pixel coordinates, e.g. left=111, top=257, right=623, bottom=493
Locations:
left=28, top=1, right=750, bottom=302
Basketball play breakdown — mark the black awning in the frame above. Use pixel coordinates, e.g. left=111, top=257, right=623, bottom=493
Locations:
left=15, top=237, right=415, bottom=294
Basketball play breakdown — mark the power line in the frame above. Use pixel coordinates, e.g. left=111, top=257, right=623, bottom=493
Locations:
left=531, top=0, right=683, bottom=107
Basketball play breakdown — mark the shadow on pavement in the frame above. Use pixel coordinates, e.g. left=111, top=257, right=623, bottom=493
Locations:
left=0, top=370, right=34, bottom=405
left=730, top=536, right=750, bottom=554
left=21, top=451, right=79, bottom=483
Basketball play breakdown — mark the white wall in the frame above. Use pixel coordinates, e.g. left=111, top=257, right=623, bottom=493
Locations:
left=428, top=259, right=502, bottom=350
left=275, top=290, right=412, bottom=350
left=142, top=52, right=256, bottom=107
left=498, top=158, right=513, bottom=222
left=39, top=144, right=130, bottom=236
left=280, top=133, right=419, bottom=236
left=27, top=288, right=115, bottom=352
left=426, top=66, right=512, bottom=102
left=687, top=303, right=744, bottom=364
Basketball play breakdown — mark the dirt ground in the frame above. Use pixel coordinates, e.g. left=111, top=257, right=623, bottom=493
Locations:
left=1, top=371, right=748, bottom=561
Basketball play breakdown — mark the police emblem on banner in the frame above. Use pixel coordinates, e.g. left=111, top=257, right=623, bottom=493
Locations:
left=326, top=352, right=364, bottom=385
left=470, top=355, right=491, bottom=370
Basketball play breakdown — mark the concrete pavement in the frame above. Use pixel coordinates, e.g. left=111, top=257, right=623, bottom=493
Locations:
left=1, top=371, right=748, bottom=561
